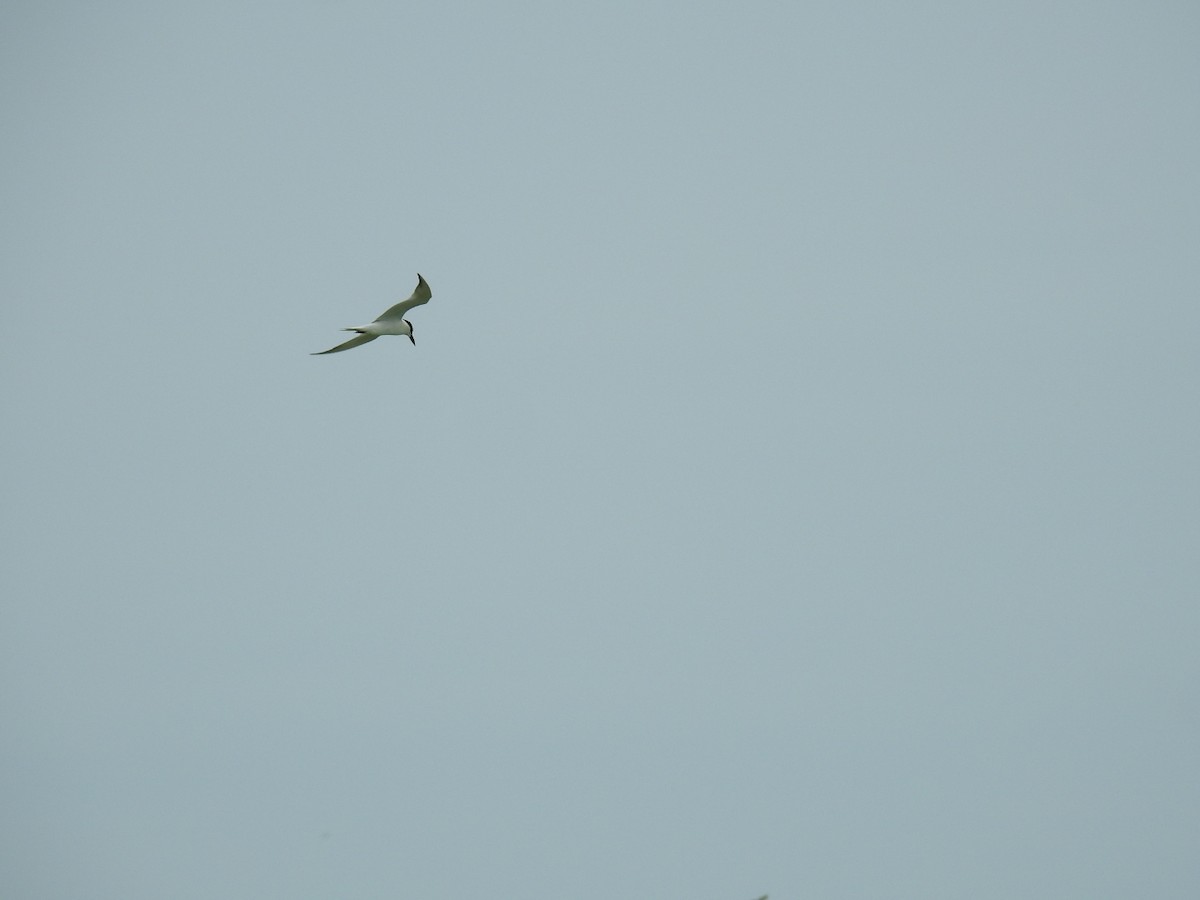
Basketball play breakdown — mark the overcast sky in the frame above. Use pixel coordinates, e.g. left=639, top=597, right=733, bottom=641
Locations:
left=3, top=3, right=1198, bottom=899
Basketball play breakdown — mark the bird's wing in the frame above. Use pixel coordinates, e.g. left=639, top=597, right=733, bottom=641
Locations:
left=311, top=333, right=379, bottom=355
left=374, top=274, right=432, bottom=323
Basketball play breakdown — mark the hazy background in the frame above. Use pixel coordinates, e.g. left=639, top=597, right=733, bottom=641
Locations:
left=3, top=2, right=1198, bottom=898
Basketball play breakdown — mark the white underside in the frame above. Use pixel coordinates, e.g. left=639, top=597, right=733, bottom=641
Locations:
left=357, top=320, right=411, bottom=337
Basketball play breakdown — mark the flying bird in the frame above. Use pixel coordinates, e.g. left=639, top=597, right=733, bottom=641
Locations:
left=312, top=274, right=432, bottom=355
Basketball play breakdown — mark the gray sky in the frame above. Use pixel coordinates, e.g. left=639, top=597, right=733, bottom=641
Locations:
left=3, top=2, right=1198, bottom=898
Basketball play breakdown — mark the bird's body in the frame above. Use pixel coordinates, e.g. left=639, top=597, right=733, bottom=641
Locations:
left=312, top=274, right=432, bottom=355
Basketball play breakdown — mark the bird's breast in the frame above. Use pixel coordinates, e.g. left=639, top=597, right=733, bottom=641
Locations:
left=364, top=320, right=412, bottom=337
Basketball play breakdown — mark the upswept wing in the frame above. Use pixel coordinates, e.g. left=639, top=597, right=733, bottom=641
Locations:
left=311, top=333, right=379, bottom=355
left=374, top=274, right=432, bottom=323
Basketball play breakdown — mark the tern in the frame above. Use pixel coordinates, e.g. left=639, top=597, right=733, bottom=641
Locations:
left=312, top=274, right=432, bottom=355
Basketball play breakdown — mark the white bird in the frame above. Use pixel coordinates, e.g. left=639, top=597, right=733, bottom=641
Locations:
left=312, top=274, right=432, bottom=355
